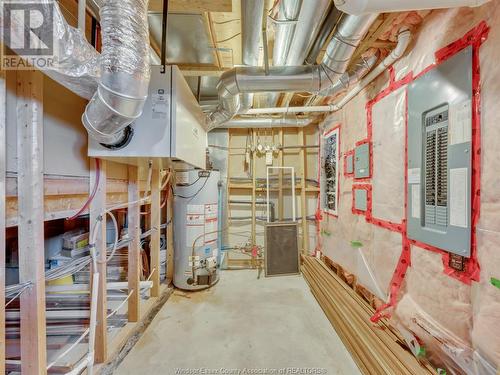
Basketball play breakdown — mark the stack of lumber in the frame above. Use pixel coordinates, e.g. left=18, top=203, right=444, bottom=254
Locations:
left=302, top=256, right=436, bottom=375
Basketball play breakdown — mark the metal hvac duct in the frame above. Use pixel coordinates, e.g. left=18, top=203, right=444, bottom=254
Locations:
left=221, top=115, right=312, bottom=128
left=206, top=13, right=378, bottom=129
left=240, top=0, right=266, bottom=110
left=272, top=0, right=303, bottom=67
left=305, top=6, right=344, bottom=65
left=1, top=2, right=99, bottom=99
left=82, top=0, right=151, bottom=146
left=309, top=51, right=379, bottom=103
left=267, top=0, right=327, bottom=106
left=2, top=0, right=151, bottom=146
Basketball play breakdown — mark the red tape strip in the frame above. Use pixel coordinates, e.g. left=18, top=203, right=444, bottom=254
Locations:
left=371, top=21, right=489, bottom=322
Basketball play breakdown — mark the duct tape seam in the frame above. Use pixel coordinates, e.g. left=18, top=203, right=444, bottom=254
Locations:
left=371, top=21, right=490, bottom=323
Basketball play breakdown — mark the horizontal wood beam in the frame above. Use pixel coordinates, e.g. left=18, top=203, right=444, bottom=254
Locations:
left=149, top=0, right=232, bottom=13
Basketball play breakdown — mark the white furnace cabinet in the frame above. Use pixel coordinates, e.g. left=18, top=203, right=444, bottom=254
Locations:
left=88, top=65, right=208, bottom=169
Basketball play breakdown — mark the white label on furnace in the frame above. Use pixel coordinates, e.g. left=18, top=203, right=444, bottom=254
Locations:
left=450, top=168, right=468, bottom=228
left=449, top=100, right=472, bottom=145
left=408, top=168, right=421, bottom=184
left=411, top=184, right=421, bottom=219
left=152, top=92, right=169, bottom=119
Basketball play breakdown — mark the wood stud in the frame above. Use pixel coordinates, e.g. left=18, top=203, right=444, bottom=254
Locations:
left=16, top=70, right=47, bottom=375
left=91, top=158, right=108, bottom=364
left=150, top=167, right=161, bottom=297
left=127, top=166, right=141, bottom=322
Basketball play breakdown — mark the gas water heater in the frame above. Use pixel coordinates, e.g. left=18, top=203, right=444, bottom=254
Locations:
left=173, top=169, right=221, bottom=290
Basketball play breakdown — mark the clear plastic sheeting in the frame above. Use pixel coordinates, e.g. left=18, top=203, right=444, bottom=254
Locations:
left=82, top=0, right=151, bottom=145
left=371, top=87, right=405, bottom=224
left=0, top=1, right=99, bottom=99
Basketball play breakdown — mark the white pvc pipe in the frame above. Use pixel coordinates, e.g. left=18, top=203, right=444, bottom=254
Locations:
left=245, top=28, right=412, bottom=115
left=334, top=0, right=491, bottom=15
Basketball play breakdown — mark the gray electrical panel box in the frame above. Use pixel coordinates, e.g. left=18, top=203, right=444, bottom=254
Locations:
left=407, top=46, right=472, bottom=257
left=354, top=189, right=368, bottom=211
left=355, top=143, right=370, bottom=179
left=346, top=154, right=354, bottom=174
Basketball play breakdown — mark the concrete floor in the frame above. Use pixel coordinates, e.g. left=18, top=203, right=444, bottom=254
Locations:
left=115, top=270, right=361, bottom=375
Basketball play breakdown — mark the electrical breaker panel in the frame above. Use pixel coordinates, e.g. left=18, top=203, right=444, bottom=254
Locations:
left=407, top=47, right=472, bottom=257
left=321, top=128, right=340, bottom=215
left=355, top=143, right=370, bottom=179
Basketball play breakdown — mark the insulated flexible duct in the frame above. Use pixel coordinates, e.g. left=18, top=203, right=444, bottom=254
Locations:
left=206, top=13, right=378, bottom=129
left=2, top=1, right=151, bottom=146
left=1, top=2, right=100, bottom=99
left=82, top=0, right=151, bottom=146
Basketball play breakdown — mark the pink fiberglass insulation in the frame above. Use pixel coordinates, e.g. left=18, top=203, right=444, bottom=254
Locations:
left=318, top=2, right=500, bottom=373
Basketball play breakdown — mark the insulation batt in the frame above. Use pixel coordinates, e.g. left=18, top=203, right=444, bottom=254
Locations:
left=319, top=2, right=500, bottom=374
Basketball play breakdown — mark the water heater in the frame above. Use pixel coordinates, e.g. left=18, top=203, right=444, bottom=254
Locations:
left=173, top=169, right=220, bottom=290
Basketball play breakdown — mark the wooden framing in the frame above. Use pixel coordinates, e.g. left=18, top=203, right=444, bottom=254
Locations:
left=16, top=70, right=47, bottom=375
left=127, top=166, right=141, bottom=322
left=91, top=159, right=108, bottom=364
left=226, top=128, right=319, bottom=267
left=150, top=167, right=161, bottom=297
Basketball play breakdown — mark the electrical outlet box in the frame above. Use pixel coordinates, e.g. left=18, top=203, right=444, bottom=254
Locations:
left=354, top=189, right=368, bottom=211
left=407, top=46, right=472, bottom=257
left=355, top=143, right=370, bottom=178
left=346, top=154, right=354, bottom=174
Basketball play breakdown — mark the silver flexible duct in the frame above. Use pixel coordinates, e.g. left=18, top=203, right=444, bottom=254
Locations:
left=1, top=2, right=100, bottom=99
left=240, top=0, right=266, bottom=111
left=82, top=0, right=151, bottom=146
left=2, top=1, right=150, bottom=145
left=207, top=13, right=378, bottom=130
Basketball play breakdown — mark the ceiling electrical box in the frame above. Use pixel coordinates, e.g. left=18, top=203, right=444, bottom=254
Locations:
left=88, top=65, right=208, bottom=169
left=407, top=47, right=473, bottom=257
left=354, top=143, right=370, bottom=178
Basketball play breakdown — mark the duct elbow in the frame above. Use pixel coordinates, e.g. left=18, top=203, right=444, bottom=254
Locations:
left=82, top=0, right=150, bottom=146
left=383, top=28, right=412, bottom=68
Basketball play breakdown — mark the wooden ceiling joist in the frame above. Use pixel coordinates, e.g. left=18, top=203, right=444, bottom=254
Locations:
left=149, top=0, right=232, bottom=13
